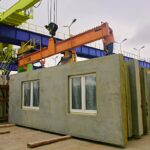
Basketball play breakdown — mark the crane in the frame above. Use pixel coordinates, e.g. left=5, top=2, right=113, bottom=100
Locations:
left=0, top=0, right=42, bottom=80
left=18, top=22, right=110, bottom=71
left=0, top=0, right=41, bottom=26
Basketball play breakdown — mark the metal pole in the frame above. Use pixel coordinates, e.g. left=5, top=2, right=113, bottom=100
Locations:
left=68, top=26, right=71, bottom=37
left=120, top=43, right=122, bottom=54
left=63, top=19, right=77, bottom=38
left=116, top=38, right=127, bottom=54
left=133, top=45, right=145, bottom=60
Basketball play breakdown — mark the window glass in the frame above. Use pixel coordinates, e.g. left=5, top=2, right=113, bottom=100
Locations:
left=85, top=76, right=96, bottom=110
left=72, top=77, right=82, bottom=109
left=22, top=80, right=40, bottom=109
left=23, top=82, right=31, bottom=106
left=32, top=81, right=40, bottom=107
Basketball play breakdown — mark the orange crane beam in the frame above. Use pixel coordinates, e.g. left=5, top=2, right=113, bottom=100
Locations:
left=18, top=23, right=110, bottom=67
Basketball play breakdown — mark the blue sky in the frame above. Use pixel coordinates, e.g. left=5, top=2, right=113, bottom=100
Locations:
left=0, top=0, right=150, bottom=61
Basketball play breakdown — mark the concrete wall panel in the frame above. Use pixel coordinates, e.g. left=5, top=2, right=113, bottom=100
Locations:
left=145, top=69, right=150, bottom=133
left=127, top=60, right=143, bottom=137
left=9, top=54, right=127, bottom=146
left=124, top=63, right=132, bottom=137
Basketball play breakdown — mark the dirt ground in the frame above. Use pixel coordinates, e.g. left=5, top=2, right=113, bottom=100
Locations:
left=0, top=126, right=150, bottom=150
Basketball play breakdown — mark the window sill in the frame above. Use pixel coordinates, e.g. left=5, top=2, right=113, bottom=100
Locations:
left=22, top=107, right=39, bottom=111
left=70, top=111, right=97, bottom=116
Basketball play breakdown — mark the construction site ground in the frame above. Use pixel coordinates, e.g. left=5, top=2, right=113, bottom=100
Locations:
left=0, top=125, right=150, bottom=150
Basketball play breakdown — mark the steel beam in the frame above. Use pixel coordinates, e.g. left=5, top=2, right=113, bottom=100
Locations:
left=0, top=23, right=150, bottom=69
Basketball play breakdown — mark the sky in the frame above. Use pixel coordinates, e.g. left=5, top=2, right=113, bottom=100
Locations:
left=0, top=0, right=150, bottom=62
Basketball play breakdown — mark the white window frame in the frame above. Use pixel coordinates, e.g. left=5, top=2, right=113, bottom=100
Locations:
left=22, top=80, right=40, bottom=110
left=69, top=74, right=96, bottom=114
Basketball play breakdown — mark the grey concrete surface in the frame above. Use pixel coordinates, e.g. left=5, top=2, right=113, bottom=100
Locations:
left=140, top=68, right=149, bottom=134
left=124, top=63, right=132, bottom=138
left=140, top=68, right=147, bottom=134
left=0, top=126, right=150, bottom=150
left=9, top=54, right=127, bottom=146
left=144, top=69, right=150, bottom=133
left=127, top=60, right=143, bottom=137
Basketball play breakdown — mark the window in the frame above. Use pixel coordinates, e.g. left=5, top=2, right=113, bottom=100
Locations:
left=22, top=80, right=40, bottom=109
left=70, top=74, right=96, bottom=113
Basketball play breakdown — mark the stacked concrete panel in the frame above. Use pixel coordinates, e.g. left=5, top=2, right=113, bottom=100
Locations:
left=140, top=68, right=150, bottom=134
left=124, top=63, right=132, bottom=138
left=127, top=60, right=143, bottom=137
left=147, top=70, right=150, bottom=133
left=140, top=68, right=148, bottom=134
left=9, top=54, right=128, bottom=146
